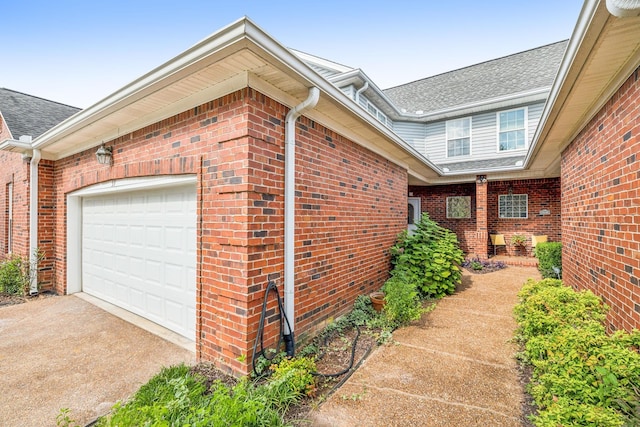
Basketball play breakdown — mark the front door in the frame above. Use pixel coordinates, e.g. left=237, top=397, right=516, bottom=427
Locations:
left=408, top=197, right=421, bottom=233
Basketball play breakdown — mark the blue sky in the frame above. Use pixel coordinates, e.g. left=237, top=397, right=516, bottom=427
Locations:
left=3, top=0, right=584, bottom=108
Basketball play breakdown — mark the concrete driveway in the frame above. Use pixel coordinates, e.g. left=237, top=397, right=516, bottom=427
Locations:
left=0, top=294, right=195, bottom=427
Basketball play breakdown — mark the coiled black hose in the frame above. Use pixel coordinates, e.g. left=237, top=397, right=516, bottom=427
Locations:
left=251, top=281, right=292, bottom=377
left=251, top=281, right=367, bottom=378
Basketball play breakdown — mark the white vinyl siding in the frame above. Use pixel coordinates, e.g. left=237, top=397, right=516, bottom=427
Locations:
left=393, top=121, right=427, bottom=154
left=497, top=107, right=528, bottom=152
left=398, top=101, right=544, bottom=164
left=446, top=117, right=471, bottom=157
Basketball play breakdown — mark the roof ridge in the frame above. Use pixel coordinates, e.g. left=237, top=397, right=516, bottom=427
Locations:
left=0, top=87, right=81, bottom=110
left=383, top=40, right=569, bottom=91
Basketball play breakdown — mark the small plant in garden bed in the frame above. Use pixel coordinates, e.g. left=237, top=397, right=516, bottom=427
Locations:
left=461, top=257, right=507, bottom=274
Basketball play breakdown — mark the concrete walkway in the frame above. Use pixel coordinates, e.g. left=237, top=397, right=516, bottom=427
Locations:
left=0, top=295, right=195, bottom=427
left=310, top=266, right=541, bottom=427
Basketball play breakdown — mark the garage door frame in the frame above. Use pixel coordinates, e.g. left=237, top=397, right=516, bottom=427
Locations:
left=66, top=175, right=198, bottom=296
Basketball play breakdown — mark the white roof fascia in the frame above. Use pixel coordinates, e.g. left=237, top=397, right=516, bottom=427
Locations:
left=290, top=49, right=354, bottom=73
left=329, top=69, right=408, bottom=118
left=32, top=17, right=253, bottom=150
left=524, top=0, right=600, bottom=168
left=408, top=88, right=549, bottom=122
left=0, top=138, right=33, bottom=153
left=29, top=17, right=442, bottom=178
left=330, top=68, right=549, bottom=122
left=241, top=23, right=443, bottom=176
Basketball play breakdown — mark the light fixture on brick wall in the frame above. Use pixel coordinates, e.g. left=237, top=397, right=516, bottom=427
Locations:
left=95, top=143, right=113, bottom=165
left=476, top=175, right=487, bottom=184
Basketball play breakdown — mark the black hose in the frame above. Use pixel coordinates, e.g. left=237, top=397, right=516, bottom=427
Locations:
left=312, top=325, right=362, bottom=378
left=251, top=281, right=293, bottom=377
left=251, top=280, right=370, bottom=380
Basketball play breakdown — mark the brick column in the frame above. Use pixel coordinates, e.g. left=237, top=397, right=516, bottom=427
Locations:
left=475, top=175, right=488, bottom=258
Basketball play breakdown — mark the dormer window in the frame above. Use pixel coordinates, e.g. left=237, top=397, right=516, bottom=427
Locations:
left=446, top=117, right=471, bottom=157
left=498, top=108, right=527, bottom=151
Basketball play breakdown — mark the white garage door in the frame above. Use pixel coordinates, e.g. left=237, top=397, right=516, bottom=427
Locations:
left=82, top=184, right=196, bottom=341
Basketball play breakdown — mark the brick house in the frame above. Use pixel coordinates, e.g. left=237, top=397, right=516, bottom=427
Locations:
left=527, top=0, right=640, bottom=332
left=0, top=0, right=638, bottom=374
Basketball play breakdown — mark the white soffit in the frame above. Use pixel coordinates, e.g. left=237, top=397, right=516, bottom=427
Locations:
left=529, top=1, right=640, bottom=175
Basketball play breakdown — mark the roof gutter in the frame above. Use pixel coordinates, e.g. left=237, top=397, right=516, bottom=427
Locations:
left=523, top=0, right=600, bottom=168
left=283, top=87, right=320, bottom=357
left=606, top=0, right=640, bottom=16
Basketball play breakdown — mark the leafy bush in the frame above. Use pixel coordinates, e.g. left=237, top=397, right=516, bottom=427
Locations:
left=391, top=213, right=464, bottom=298
left=0, top=255, right=28, bottom=295
left=514, top=279, right=607, bottom=343
left=381, top=269, right=424, bottom=326
left=514, top=279, right=640, bottom=426
left=0, top=250, right=44, bottom=296
left=534, top=242, right=562, bottom=279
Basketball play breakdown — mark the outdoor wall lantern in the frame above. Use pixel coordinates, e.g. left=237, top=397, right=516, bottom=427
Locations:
left=95, top=143, right=113, bottom=165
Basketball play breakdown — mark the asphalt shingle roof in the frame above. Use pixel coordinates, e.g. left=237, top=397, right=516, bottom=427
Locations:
left=383, top=41, right=568, bottom=114
left=442, top=155, right=525, bottom=172
left=0, top=88, right=80, bottom=139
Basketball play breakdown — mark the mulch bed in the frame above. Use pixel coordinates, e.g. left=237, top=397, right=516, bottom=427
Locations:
left=0, top=291, right=56, bottom=307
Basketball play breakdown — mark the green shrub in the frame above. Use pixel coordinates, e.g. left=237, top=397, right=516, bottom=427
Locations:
left=534, top=242, right=562, bottom=279
left=514, top=280, right=607, bottom=342
left=391, top=213, right=464, bottom=298
left=381, top=268, right=424, bottom=326
left=514, top=279, right=640, bottom=426
left=0, top=255, right=28, bottom=295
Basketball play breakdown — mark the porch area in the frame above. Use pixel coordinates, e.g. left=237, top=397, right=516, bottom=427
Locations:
left=489, top=255, right=539, bottom=268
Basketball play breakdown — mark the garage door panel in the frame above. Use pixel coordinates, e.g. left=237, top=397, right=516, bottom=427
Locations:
left=82, top=184, right=196, bottom=340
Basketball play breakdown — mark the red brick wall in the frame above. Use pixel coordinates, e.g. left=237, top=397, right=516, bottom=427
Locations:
left=49, top=88, right=406, bottom=375
left=409, top=183, right=476, bottom=253
left=0, top=119, right=31, bottom=259
left=409, top=177, right=561, bottom=256
left=488, top=178, right=561, bottom=256
left=561, top=67, right=640, bottom=332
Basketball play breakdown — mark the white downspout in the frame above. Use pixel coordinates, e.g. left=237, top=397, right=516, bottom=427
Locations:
left=29, top=146, right=41, bottom=295
left=283, top=86, right=320, bottom=355
left=606, top=0, right=640, bottom=17
left=355, top=81, right=369, bottom=105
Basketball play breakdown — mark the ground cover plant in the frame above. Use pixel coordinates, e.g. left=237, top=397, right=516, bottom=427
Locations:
left=514, top=278, right=640, bottom=426
left=461, top=257, right=507, bottom=274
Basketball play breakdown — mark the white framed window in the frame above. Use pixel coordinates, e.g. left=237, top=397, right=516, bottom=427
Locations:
left=360, top=96, right=390, bottom=128
left=498, top=194, right=528, bottom=218
left=446, top=117, right=471, bottom=157
left=498, top=107, right=527, bottom=151
left=446, top=196, right=471, bottom=219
